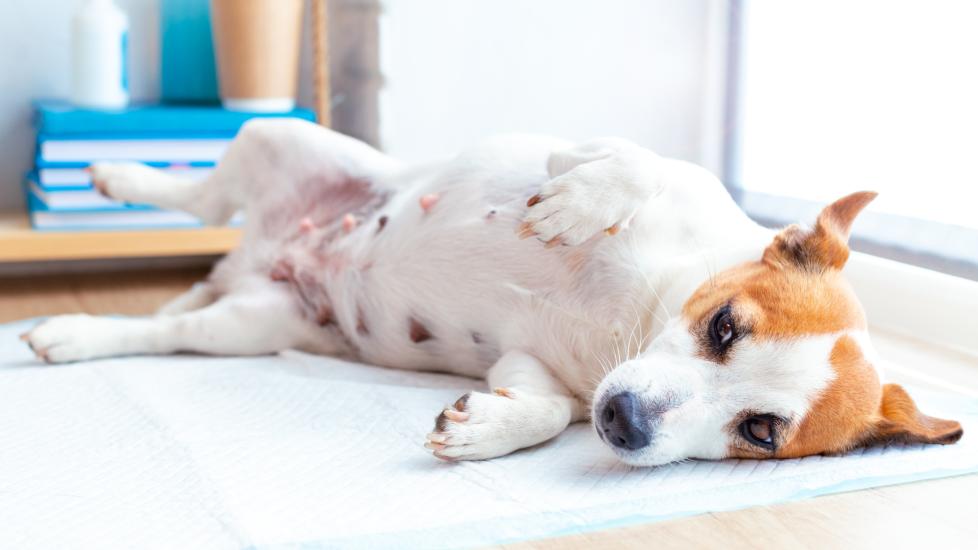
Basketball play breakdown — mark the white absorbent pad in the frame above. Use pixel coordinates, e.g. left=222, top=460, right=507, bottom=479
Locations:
left=1, top=319, right=977, bottom=550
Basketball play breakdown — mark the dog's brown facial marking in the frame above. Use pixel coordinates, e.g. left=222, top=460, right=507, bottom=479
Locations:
left=775, top=336, right=960, bottom=457
left=683, top=264, right=867, bottom=360
left=698, top=191, right=961, bottom=459
left=775, top=334, right=882, bottom=457
left=725, top=335, right=964, bottom=459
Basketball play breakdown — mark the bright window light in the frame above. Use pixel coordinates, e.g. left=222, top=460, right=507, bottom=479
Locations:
left=738, top=0, right=978, bottom=230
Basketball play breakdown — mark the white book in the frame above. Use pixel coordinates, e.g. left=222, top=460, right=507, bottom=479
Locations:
left=38, top=166, right=214, bottom=188
left=29, top=182, right=130, bottom=210
left=30, top=209, right=204, bottom=231
left=39, top=138, right=231, bottom=163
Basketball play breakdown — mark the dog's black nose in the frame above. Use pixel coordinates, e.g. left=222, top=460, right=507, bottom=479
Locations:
left=600, top=392, right=651, bottom=450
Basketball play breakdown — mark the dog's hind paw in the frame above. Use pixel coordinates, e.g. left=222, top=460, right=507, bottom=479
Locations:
left=22, top=314, right=124, bottom=363
left=89, top=162, right=160, bottom=204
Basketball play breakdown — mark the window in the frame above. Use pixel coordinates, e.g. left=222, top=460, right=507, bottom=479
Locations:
left=727, top=0, right=978, bottom=279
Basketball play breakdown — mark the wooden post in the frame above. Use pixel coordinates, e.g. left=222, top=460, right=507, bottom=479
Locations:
left=311, top=0, right=331, bottom=126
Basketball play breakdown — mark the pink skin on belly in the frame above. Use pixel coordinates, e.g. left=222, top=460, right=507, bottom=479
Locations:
left=262, top=175, right=386, bottom=327
left=264, top=181, right=444, bottom=333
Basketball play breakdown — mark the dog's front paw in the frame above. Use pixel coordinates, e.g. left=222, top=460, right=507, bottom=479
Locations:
left=519, top=169, right=640, bottom=247
left=21, top=315, right=118, bottom=363
left=426, top=388, right=553, bottom=461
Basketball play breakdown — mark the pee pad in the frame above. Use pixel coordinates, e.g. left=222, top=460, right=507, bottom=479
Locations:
left=1, top=318, right=977, bottom=549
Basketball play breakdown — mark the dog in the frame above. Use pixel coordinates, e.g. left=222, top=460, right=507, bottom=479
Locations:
left=21, top=119, right=962, bottom=466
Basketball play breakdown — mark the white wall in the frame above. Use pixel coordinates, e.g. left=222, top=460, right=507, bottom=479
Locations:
left=0, top=0, right=159, bottom=211
left=0, top=0, right=722, bottom=211
left=379, top=0, right=722, bottom=167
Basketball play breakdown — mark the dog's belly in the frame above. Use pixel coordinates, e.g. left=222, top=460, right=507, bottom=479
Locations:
left=357, top=183, right=651, bottom=390
left=229, top=140, right=653, bottom=389
left=322, top=163, right=567, bottom=377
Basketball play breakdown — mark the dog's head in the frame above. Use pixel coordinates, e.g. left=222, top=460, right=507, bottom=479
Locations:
left=593, top=192, right=963, bottom=466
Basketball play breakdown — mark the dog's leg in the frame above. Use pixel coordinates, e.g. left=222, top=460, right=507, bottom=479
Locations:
left=91, top=119, right=401, bottom=226
left=21, top=285, right=336, bottom=363
left=426, top=351, right=587, bottom=460
left=155, top=282, right=218, bottom=316
left=88, top=162, right=232, bottom=224
left=522, top=138, right=670, bottom=246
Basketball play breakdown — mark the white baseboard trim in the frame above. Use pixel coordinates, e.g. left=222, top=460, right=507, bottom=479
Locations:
left=847, top=252, right=978, bottom=358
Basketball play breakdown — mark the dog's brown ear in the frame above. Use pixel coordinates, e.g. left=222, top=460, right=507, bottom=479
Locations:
left=858, top=384, right=963, bottom=446
left=763, top=191, right=877, bottom=271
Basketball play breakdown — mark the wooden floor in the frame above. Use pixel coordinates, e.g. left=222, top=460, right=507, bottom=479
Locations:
left=2, top=267, right=976, bottom=549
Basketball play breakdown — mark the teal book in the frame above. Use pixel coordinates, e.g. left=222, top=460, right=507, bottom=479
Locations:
left=34, top=100, right=316, bottom=136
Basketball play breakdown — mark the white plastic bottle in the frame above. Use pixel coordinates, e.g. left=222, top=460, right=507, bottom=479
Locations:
left=71, top=0, right=129, bottom=109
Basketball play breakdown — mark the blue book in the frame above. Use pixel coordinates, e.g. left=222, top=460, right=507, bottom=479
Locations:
left=34, top=100, right=316, bottom=136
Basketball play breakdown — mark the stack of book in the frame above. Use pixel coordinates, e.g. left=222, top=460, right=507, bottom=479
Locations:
left=28, top=101, right=316, bottom=230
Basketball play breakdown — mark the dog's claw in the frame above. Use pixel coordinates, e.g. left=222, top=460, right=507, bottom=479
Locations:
left=432, top=451, right=455, bottom=462
left=544, top=237, right=562, bottom=249
left=526, top=194, right=543, bottom=207
left=427, top=433, right=447, bottom=443
left=424, top=441, right=446, bottom=451
left=19, top=332, right=29, bottom=342
left=605, top=224, right=621, bottom=236
left=493, top=387, right=515, bottom=398
left=517, top=222, right=536, bottom=239
left=443, top=409, right=469, bottom=422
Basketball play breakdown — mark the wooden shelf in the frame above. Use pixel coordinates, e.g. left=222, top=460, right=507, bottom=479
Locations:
left=0, top=211, right=241, bottom=263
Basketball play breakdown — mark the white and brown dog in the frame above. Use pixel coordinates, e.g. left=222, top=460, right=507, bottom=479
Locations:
left=22, top=119, right=962, bottom=466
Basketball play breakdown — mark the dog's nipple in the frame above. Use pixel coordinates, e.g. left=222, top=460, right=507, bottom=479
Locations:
left=409, top=317, right=433, bottom=343
left=315, top=303, right=334, bottom=326
left=419, top=193, right=440, bottom=213
left=299, top=217, right=316, bottom=233
left=269, top=259, right=295, bottom=282
left=342, top=213, right=358, bottom=233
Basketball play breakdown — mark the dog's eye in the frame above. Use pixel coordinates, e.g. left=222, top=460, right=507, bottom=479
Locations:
left=739, top=415, right=777, bottom=450
left=709, top=306, right=736, bottom=350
